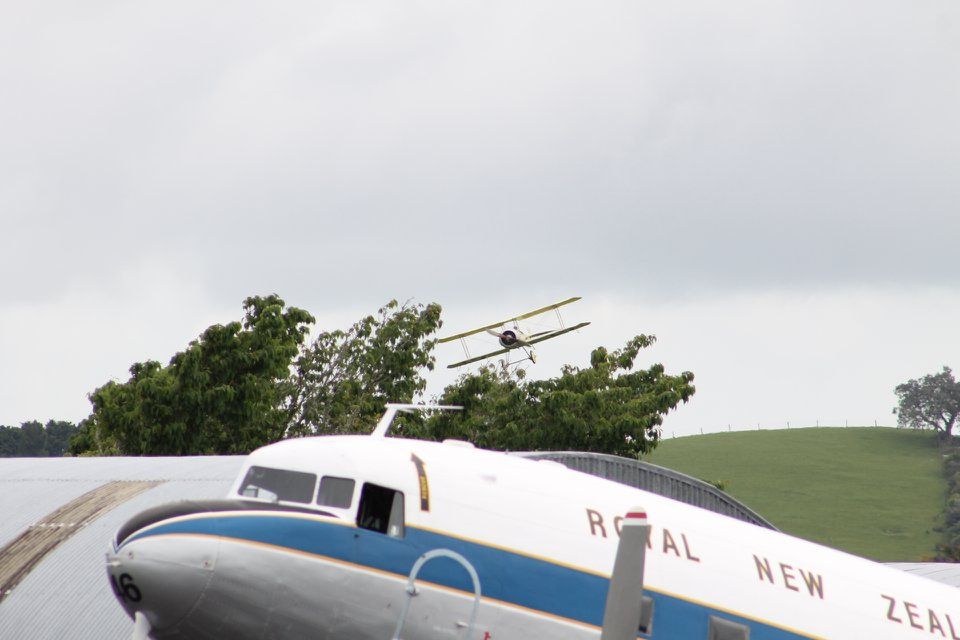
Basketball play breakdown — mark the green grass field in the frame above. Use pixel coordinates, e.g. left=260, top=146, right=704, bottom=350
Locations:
left=644, top=427, right=945, bottom=561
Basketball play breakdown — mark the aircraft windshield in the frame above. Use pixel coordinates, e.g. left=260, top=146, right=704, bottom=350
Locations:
left=239, top=466, right=317, bottom=504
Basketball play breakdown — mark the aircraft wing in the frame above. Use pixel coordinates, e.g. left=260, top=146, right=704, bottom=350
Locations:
left=525, top=321, right=591, bottom=346
left=511, top=296, right=582, bottom=322
left=439, top=322, right=515, bottom=343
left=437, top=297, right=583, bottom=343
left=446, top=347, right=511, bottom=369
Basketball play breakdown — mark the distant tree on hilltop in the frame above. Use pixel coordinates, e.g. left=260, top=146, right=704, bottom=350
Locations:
left=894, top=367, right=960, bottom=441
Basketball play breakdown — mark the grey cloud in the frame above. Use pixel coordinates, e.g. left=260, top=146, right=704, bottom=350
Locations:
left=1, top=1, right=958, bottom=310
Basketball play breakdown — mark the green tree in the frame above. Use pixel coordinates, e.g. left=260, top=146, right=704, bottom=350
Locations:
left=411, top=335, right=695, bottom=457
left=0, top=426, right=21, bottom=456
left=894, top=367, right=960, bottom=440
left=935, top=449, right=960, bottom=561
left=68, top=419, right=96, bottom=456
left=288, top=300, right=442, bottom=436
left=44, top=420, right=79, bottom=456
left=19, top=421, right=47, bottom=456
left=74, top=295, right=314, bottom=455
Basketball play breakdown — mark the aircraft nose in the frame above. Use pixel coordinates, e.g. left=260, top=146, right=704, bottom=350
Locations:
left=107, top=522, right=219, bottom=634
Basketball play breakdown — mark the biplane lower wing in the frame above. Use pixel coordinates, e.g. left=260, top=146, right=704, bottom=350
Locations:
left=447, top=347, right=512, bottom=369
left=446, top=322, right=590, bottom=368
left=526, top=321, right=591, bottom=346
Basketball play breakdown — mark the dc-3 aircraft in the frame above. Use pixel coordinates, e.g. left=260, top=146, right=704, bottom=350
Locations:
left=109, top=405, right=959, bottom=639
left=439, top=296, right=590, bottom=369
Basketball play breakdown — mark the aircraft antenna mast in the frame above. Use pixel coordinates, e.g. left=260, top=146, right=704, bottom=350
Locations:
left=371, top=403, right=462, bottom=438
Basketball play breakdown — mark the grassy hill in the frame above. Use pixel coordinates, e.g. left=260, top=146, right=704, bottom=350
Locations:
left=644, top=427, right=945, bottom=562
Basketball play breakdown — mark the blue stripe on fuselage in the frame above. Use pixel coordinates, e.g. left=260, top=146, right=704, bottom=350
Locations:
left=123, top=514, right=810, bottom=639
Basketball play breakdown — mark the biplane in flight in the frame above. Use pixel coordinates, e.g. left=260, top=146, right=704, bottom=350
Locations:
left=439, top=296, right=590, bottom=369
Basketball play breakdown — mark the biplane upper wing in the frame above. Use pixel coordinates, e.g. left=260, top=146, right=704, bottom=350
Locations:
left=447, top=347, right=512, bottom=369
left=438, top=297, right=582, bottom=343
left=438, top=321, right=515, bottom=344
left=511, top=296, right=582, bottom=322
left=525, top=321, right=591, bottom=346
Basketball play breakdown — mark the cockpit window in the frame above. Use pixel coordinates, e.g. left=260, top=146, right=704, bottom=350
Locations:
left=317, top=476, right=355, bottom=509
left=239, top=466, right=317, bottom=504
left=357, top=483, right=405, bottom=538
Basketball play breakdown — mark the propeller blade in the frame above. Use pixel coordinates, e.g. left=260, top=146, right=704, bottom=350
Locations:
left=485, top=328, right=505, bottom=338
left=131, top=612, right=155, bottom=640
left=600, top=508, right=651, bottom=640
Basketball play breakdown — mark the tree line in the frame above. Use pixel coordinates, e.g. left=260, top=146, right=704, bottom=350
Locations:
left=0, top=420, right=78, bottom=457
left=68, top=295, right=696, bottom=458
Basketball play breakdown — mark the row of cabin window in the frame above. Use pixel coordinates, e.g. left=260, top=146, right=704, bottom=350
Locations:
left=239, top=466, right=405, bottom=537
left=240, top=466, right=353, bottom=507
left=637, top=598, right=748, bottom=640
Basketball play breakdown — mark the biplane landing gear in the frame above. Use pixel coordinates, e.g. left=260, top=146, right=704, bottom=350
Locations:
left=529, top=350, right=537, bottom=364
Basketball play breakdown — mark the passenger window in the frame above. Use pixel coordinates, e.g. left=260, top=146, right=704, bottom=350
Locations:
left=357, top=483, right=405, bottom=538
left=638, top=595, right=654, bottom=635
left=708, top=616, right=750, bottom=640
left=317, top=476, right=355, bottom=509
left=239, top=466, right=317, bottom=504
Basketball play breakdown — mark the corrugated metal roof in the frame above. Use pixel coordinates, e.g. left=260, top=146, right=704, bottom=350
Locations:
left=516, top=451, right=778, bottom=530
left=0, top=456, right=243, bottom=482
left=887, top=563, right=960, bottom=588
left=0, top=457, right=245, bottom=640
left=1, top=481, right=161, bottom=602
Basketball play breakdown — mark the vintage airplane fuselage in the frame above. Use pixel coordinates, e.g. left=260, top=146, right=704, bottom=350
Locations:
left=497, top=328, right=527, bottom=349
left=108, top=435, right=960, bottom=639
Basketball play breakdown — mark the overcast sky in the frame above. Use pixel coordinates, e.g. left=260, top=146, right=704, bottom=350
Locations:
left=2, top=1, right=958, bottom=436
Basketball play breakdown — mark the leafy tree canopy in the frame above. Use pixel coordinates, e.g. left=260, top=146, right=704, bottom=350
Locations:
left=72, top=295, right=314, bottom=455
left=894, top=366, right=960, bottom=440
left=406, top=335, right=695, bottom=458
left=70, top=295, right=696, bottom=460
left=288, top=300, right=442, bottom=437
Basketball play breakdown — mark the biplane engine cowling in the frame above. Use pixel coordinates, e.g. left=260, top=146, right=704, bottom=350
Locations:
left=499, top=330, right=519, bottom=348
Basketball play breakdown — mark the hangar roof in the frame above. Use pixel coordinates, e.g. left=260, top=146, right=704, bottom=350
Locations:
left=886, top=563, right=960, bottom=588
left=0, top=457, right=245, bottom=640
left=517, top=451, right=777, bottom=529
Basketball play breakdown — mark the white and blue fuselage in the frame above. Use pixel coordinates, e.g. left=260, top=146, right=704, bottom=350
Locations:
left=108, top=434, right=960, bottom=639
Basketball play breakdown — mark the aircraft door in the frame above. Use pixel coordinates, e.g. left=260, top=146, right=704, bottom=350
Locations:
left=351, top=481, right=498, bottom=639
